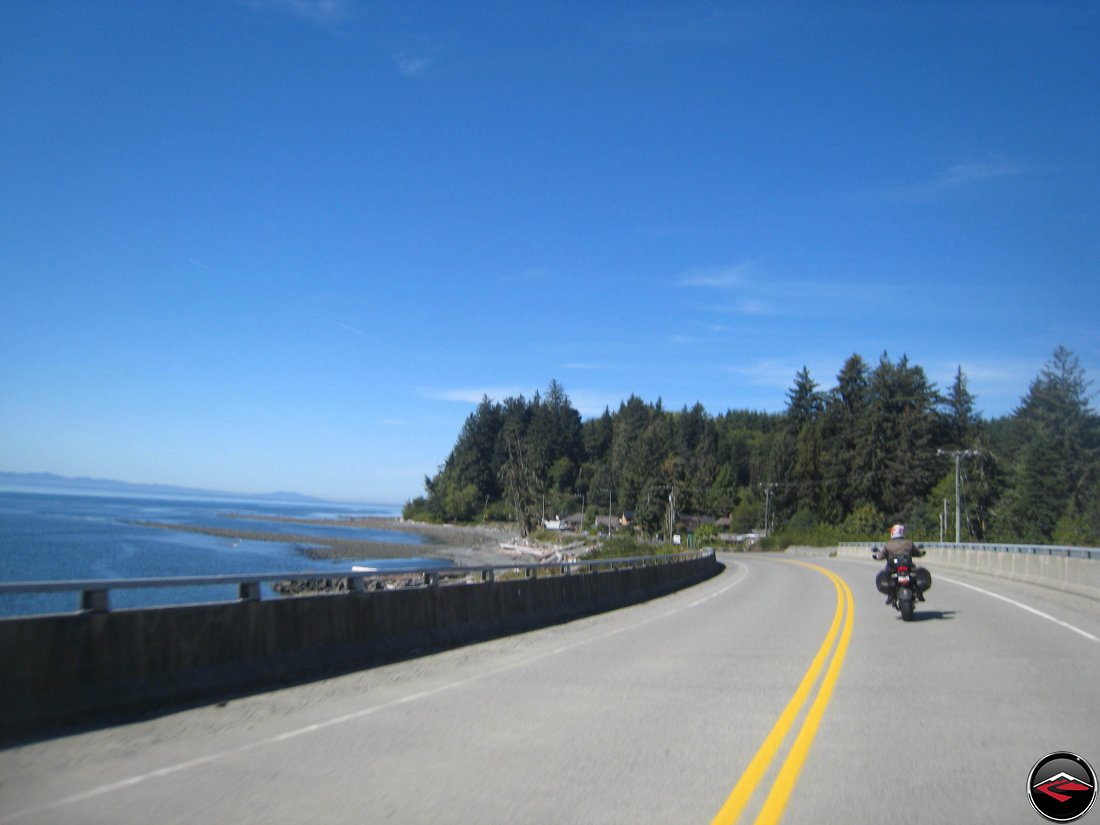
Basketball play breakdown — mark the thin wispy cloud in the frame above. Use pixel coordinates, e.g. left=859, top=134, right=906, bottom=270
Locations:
left=187, top=258, right=218, bottom=274
left=423, top=385, right=624, bottom=419
left=604, top=6, right=803, bottom=45
left=697, top=321, right=733, bottom=334
left=568, top=389, right=628, bottom=418
left=425, top=386, right=535, bottom=405
left=726, top=358, right=799, bottom=388
left=844, top=154, right=1033, bottom=205
left=393, top=39, right=448, bottom=78
left=665, top=319, right=737, bottom=345
left=500, top=266, right=554, bottom=285
left=240, top=0, right=354, bottom=25
left=726, top=356, right=843, bottom=391
left=677, top=263, right=779, bottom=317
left=928, top=357, right=1043, bottom=412
left=379, top=418, right=414, bottom=428
left=395, top=53, right=433, bottom=77
left=676, top=263, right=752, bottom=289
left=924, top=155, right=1030, bottom=192
left=668, top=334, right=703, bottom=346
left=564, top=361, right=612, bottom=371
left=328, top=319, right=373, bottom=339
left=734, top=298, right=768, bottom=316
left=307, top=312, right=381, bottom=342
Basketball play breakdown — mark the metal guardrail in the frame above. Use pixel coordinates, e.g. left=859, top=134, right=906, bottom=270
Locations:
left=0, top=550, right=713, bottom=615
left=838, top=541, right=1100, bottom=561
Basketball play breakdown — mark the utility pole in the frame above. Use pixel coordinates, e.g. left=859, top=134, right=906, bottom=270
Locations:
left=763, top=483, right=774, bottom=537
left=668, top=486, right=676, bottom=542
left=938, top=449, right=980, bottom=543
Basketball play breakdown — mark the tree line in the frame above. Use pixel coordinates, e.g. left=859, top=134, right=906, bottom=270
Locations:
left=403, top=347, right=1100, bottom=546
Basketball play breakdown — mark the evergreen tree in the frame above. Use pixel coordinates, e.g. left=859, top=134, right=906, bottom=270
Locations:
left=861, top=354, right=941, bottom=522
left=671, top=403, right=718, bottom=515
left=778, top=367, right=824, bottom=521
left=582, top=408, right=613, bottom=464
left=945, top=366, right=979, bottom=448
left=821, top=354, right=871, bottom=520
left=997, top=346, right=1099, bottom=542
left=611, top=395, right=655, bottom=510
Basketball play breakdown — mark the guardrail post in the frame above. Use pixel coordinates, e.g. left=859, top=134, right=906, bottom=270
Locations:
left=481, top=570, right=495, bottom=583
left=238, top=582, right=261, bottom=601
left=424, top=572, right=439, bottom=588
left=346, top=576, right=365, bottom=593
left=81, top=589, right=109, bottom=613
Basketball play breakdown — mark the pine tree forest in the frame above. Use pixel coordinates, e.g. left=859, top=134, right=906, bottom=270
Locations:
left=403, top=348, right=1100, bottom=547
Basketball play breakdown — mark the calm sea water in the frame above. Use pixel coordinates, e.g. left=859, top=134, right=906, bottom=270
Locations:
left=0, top=488, right=445, bottom=616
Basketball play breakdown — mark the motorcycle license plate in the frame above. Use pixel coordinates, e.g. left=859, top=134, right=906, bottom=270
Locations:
left=898, top=575, right=910, bottom=585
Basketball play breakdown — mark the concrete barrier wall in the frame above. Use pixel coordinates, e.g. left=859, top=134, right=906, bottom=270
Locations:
left=836, top=543, right=1100, bottom=600
left=0, top=554, right=719, bottom=740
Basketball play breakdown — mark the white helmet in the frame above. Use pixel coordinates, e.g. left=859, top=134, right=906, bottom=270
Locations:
left=890, top=524, right=906, bottom=540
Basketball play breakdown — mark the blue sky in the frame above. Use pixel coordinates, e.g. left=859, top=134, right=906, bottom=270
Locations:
left=2, top=1, right=1097, bottom=504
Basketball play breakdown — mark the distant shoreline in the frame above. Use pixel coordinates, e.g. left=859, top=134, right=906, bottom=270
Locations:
left=0, top=472, right=347, bottom=505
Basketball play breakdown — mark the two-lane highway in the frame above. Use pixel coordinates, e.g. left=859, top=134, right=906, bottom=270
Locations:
left=2, top=553, right=1098, bottom=824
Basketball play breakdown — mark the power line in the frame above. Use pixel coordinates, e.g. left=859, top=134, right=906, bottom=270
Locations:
left=937, top=448, right=981, bottom=542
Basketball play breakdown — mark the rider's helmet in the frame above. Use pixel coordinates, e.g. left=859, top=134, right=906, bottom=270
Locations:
left=890, top=523, right=906, bottom=540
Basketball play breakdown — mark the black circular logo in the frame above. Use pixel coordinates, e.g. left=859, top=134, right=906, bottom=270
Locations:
left=1028, top=752, right=1096, bottom=822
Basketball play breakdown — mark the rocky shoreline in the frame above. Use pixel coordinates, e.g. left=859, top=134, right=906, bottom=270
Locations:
left=136, top=515, right=518, bottom=568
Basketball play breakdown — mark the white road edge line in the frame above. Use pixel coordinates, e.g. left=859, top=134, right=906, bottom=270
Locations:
left=939, top=574, right=1099, bottom=643
left=0, top=560, right=750, bottom=824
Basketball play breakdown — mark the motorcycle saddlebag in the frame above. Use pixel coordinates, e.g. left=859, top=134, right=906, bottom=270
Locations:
left=913, top=567, right=932, bottom=592
left=875, top=569, right=892, bottom=594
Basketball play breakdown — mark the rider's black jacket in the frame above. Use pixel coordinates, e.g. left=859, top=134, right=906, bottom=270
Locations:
left=875, top=538, right=924, bottom=568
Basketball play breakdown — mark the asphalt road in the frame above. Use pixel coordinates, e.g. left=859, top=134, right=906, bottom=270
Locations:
left=2, top=553, right=1098, bottom=824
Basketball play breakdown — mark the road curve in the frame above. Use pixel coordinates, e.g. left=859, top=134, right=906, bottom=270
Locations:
left=2, top=553, right=1098, bottom=824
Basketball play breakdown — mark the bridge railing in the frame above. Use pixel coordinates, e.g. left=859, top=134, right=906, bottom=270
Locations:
left=838, top=541, right=1100, bottom=560
left=0, top=549, right=711, bottom=616
left=0, top=549, right=721, bottom=737
left=837, top=540, right=1100, bottom=600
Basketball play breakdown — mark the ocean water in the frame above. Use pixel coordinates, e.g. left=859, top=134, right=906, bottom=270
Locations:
left=0, top=489, right=445, bottom=616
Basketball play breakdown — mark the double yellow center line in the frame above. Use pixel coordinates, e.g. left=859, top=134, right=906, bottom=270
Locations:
left=710, top=561, right=855, bottom=825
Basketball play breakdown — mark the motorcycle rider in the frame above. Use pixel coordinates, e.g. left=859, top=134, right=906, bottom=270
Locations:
left=872, top=523, right=925, bottom=604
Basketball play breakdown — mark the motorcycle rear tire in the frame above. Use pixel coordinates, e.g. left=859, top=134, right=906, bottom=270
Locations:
left=898, top=588, right=915, bottom=621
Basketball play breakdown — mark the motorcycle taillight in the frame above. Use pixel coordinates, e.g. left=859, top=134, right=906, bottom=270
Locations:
left=897, top=564, right=910, bottom=573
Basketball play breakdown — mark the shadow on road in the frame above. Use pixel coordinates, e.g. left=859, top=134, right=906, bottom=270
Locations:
left=909, top=609, right=956, bottom=621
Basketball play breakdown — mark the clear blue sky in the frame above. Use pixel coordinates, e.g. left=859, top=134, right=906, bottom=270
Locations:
left=2, top=1, right=1097, bottom=505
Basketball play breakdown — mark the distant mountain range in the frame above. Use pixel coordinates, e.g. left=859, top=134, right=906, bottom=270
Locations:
left=0, top=471, right=323, bottom=503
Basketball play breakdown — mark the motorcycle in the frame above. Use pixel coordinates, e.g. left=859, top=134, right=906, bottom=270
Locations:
left=873, top=547, right=931, bottom=621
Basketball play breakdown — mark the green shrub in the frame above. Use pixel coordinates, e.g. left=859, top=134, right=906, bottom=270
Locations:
left=693, top=523, right=720, bottom=546
left=760, top=523, right=842, bottom=550
left=841, top=504, right=886, bottom=540
left=588, top=535, right=675, bottom=559
left=402, top=497, right=435, bottom=522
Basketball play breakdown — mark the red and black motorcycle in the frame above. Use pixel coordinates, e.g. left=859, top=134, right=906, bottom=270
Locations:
left=874, top=548, right=932, bottom=621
